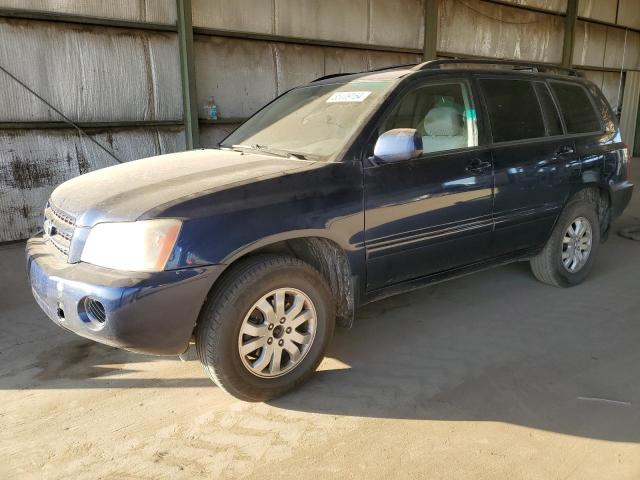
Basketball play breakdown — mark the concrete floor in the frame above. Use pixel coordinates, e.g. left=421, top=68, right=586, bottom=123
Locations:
left=2, top=163, right=639, bottom=479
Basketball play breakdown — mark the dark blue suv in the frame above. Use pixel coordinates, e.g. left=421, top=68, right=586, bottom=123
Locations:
left=27, top=60, right=634, bottom=401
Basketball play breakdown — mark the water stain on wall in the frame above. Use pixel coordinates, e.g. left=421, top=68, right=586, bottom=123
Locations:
left=75, top=145, right=90, bottom=175
left=5, top=157, right=57, bottom=190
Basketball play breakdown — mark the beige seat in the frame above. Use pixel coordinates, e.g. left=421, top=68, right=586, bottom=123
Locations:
left=421, top=106, right=467, bottom=153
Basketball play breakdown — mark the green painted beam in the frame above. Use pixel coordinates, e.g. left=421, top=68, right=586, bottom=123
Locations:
left=562, top=0, right=578, bottom=67
left=176, top=0, right=199, bottom=149
left=423, top=0, right=438, bottom=61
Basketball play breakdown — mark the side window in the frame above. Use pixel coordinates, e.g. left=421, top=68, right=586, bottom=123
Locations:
left=378, top=81, right=479, bottom=155
left=534, top=83, right=564, bottom=136
left=479, top=78, right=546, bottom=142
left=549, top=81, right=602, bottom=134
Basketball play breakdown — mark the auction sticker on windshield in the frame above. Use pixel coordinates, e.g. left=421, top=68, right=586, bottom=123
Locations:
left=326, top=91, right=372, bottom=103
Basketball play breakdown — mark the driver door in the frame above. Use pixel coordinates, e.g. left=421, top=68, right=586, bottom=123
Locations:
left=364, top=78, right=494, bottom=291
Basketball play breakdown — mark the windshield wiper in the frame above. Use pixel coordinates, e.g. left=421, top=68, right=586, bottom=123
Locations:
left=230, top=144, right=315, bottom=160
left=231, top=144, right=289, bottom=158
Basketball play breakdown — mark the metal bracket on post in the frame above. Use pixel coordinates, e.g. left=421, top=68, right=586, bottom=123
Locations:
left=177, top=0, right=199, bottom=149
left=423, top=0, right=438, bottom=61
left=562, top=0, right=578, bottom=68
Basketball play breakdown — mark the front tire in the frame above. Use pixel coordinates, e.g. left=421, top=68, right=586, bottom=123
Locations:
left=196, top=254, right=335, bottom=401
left=530, top=198, right=600, bottom=287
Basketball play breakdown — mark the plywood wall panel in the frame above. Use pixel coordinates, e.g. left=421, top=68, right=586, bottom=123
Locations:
left=275, top=0, right=369, bottom=45
left=573, top=20, right=607, bottom=67
left=192, top=0, right=275, bottom=33
left=194, top=36, right=278, bottom=119
left=0, top=19, right=182, bottom=122
left=497, top=0, right=567, bottom=13
left=0, top=0, right=176, bottom=24
left=199, top=124, right=238, bottom=148
left=578, top=0, right=618, bottom=24
left=438, top=0, right=564, bottom=63
left=604, top=28, right=640, bottom=70
left=0, top=127, right=185, bottom=241
left=369, top=0, right=424, bottom=49
left=617, top=0, right=640, bottom=30
left=192, top=0, right=426, bottom=49
left=195, top=35, right=421, bottom=119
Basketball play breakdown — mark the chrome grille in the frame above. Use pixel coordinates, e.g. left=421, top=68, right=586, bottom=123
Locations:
left=44, top=202, right=76, bottom=256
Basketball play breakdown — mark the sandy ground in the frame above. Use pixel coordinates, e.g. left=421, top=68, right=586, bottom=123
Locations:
left=1, top=162, right=639, bottom=479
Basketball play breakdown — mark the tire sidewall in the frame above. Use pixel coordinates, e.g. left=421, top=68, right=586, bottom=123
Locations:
left=202, top=261, right=334, bottom=400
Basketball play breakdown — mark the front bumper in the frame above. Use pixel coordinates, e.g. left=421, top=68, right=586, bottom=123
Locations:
left=26, top=234, right=224, bottom=355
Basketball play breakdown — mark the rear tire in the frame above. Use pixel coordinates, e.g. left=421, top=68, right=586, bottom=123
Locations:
left=196, top=254, right=335, bottom=401
left=530, top=198, right=600, bottom=287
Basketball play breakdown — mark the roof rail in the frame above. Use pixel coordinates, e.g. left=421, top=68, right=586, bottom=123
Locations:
left=311, top=63, right=419, bottom=83
left=413, top=59, right=581, bottom=77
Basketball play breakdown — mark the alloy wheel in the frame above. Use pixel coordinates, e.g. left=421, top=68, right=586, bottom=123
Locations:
left=561, top=216, right=593, bottom=273
left=238, top=288, right=317, bottom=378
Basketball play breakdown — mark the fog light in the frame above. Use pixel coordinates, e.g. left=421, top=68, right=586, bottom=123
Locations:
left=78, top=297, right=107, bottom=330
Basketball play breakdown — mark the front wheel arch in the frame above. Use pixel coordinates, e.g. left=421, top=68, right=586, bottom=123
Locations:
left=201, top=236, right=357, bottom=333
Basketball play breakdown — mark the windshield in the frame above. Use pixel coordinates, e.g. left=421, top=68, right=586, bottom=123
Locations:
left=221, top=80, right=394, bottom=161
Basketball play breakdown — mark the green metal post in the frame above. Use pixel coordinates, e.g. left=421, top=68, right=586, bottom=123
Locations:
left=177, top=0, right=199, bottom=149
left=562, top=0, right=578, bottom=67
left=423, top=0, right=438, bottom=61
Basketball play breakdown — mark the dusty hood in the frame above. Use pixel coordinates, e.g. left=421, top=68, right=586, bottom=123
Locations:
left=50, top=149, right=311, bottom=227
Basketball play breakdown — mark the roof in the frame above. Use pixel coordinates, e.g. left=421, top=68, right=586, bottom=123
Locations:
left=310, top=67, right=415, bottom=85
left=311, top=59, right=583, bottom=86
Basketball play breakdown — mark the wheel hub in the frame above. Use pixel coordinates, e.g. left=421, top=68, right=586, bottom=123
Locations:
left=237, top=288, right=317, bottom=378
left=561, top=216, right=593, bottom=273
left=272, top=325, right=284, bottom=339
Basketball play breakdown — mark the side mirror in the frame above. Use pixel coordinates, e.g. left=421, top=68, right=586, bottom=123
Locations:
left=373, top=128, right=423, bottom=163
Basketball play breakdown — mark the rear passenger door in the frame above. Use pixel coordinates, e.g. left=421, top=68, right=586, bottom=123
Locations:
left=478, top=76, right=581, bottom=256
left=548, top=80, right=608, bottom=187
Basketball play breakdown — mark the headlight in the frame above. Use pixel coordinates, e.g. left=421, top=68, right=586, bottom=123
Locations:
left=81, top=219, right=182, bottom=272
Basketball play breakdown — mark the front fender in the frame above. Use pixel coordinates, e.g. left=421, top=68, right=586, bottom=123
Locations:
left=156, top=162, right=365, bottom=272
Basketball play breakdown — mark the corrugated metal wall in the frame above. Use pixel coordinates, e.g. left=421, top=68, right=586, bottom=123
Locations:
left=0, top=0, right=639, bottom=241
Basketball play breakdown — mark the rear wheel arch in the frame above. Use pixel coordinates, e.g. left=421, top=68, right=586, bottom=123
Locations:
left=564, top=185, right=611, bottom=239
left=531, top=195, right=601, bottom=287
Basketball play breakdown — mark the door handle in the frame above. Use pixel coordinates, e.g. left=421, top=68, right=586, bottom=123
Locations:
left=465, top=159, right=492, bottom=174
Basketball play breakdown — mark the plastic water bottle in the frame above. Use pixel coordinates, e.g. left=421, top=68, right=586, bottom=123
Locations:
left=201, top=96, right=218, bottom=120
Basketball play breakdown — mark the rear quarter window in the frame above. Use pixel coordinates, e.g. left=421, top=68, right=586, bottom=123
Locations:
left=479, top=78, right=546, bottom=143
left=549, top=81, right=602, bottom=134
